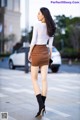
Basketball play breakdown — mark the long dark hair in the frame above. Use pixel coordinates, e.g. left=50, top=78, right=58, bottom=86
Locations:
left=40, top=7, right=56, bottom=37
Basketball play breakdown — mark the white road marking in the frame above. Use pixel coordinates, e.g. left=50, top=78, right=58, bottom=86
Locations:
left=47, top=107, right=71, bottom=117
left=0, top=76, right=11, bottom=80
left=58, top=85, right=80, bottom=90
left=2, top=87, right=34, bottom=94
left=8, top=83, right=21, bottom=87
left=0, top=93, right=8, bottom=97
left=48, top=87, right=69, bottom=92
left=76, top=101, right=80, bottom=104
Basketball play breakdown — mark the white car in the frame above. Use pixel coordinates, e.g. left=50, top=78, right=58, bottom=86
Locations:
left=9, top=46, right=62, bottom=73
left=49, top=46, right=62, bottom=72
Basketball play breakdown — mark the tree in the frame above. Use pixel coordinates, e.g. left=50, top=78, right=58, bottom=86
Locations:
left=69, top=24, right=80, bottom=51
left=54, top=15, right=80, bottom=52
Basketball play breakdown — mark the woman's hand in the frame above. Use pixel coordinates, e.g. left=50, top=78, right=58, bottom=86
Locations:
left=49, top=52, right=52, bottom=59
left=28, top=51, right=32, bottom=62
left=28, top=45, right=34, bottom=62
left=49, top=48, right=52, bottom=59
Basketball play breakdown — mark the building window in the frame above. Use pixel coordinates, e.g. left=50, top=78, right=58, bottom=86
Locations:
left=0, top=0, right=7, bottom=7
left=14, top=0, right=20, bottom=12
left=7, top=0, right=13, bottom=10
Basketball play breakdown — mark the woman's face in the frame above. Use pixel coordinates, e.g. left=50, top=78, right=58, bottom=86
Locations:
left=37, top=11, right=44, bottom=21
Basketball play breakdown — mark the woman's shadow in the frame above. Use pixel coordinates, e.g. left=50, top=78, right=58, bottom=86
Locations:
left=32, top=116, right=45, bottom=120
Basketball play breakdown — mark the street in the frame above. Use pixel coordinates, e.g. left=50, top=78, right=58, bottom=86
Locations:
left=0, top=57, right=80, bottom=73
left=0, top=67, right=80, bottom=120
left=0, top=0, right=80, bottom=120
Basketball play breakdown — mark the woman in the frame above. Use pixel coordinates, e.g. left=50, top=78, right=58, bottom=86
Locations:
left=28, top=7, right=56, bottom=117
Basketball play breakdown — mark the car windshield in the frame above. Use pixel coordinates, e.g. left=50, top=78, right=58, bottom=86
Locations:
left=52, top=47, right=58, bottom=52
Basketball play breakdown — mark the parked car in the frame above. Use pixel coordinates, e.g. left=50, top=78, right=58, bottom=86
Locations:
left=8, top=46, right=61, bottom=73
left=49, top=46, right=62, bottom=72
left=8, top=47, right=29, bottom=71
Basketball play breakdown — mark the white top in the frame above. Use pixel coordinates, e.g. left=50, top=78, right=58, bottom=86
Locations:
left=30, top=21, right=54, bottom=48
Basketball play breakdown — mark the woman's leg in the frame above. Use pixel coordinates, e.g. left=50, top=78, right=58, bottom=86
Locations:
left=31, top=65, right=45, bottom=117
left=40, top=65, right=48, bottom=108
left=31, top=66, right=40, bottom=95
left=41, top=65, right=48, bottom=96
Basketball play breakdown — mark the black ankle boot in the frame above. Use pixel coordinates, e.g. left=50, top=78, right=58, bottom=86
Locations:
left=41, top=95, right=46, bottom=113
left=41, top=95, right=46, bottom=105
left=35, top=94, right=45, bottom=117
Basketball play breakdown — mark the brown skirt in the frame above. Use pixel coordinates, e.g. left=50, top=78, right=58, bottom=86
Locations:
left=31, top=45, right=50, bottom=67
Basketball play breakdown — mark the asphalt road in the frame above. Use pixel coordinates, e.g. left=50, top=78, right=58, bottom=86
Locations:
left=0, top=68, right=80, bottom=120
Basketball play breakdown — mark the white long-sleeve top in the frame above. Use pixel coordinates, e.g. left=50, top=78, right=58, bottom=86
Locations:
left=30, top=21, right=54, bottom=48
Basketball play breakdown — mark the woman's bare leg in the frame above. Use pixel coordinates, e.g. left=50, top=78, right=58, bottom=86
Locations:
left=40, top=65, right=48, bottom=96
left=31, top=66, right=45, bottom=117
left=31, top=66, right=41, bottom=95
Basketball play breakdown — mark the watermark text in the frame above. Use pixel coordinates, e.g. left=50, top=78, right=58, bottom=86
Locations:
left=50, top=1, right=80, bottom=4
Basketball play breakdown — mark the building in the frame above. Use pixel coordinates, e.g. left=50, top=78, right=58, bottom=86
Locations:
left=25, top=0, right=29, bottom=31
left=0, top=0, right=21, bottom=53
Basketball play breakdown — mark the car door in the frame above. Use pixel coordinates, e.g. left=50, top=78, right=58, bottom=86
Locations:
left=13, top=48, right=25, bottom=66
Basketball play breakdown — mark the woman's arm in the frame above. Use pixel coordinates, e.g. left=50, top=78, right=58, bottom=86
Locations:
left=28, top=45, right=34, bottom=62
left=48, top=37, right=54, bottom=58
left=28, top=24, right=38, bottom=61
left=49, top=48, right=52, bottom=58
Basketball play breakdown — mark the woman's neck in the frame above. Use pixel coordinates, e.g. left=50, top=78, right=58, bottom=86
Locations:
left=41, top=19, right=46, bottom=23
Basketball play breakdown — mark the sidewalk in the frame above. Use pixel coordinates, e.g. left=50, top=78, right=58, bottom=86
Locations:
left=0, top=68, right=80, bottom=120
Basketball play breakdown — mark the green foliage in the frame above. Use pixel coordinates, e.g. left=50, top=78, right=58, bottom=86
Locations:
left=55, top=15, right=69, bottom=28
left=61, top=48, right=80, bottom=59
left=21, top=36, right=28, bottom=43
left=21, top=29, right=29, bottom=43
left=70, top=17, right=80, bottom=25
left=13, top=42, right=22, bottom=52
left=0, top=53, right=10, bottom=57
left=54, top=15, right=80, bottom=56
left=26, top=15, right=80, bottom=58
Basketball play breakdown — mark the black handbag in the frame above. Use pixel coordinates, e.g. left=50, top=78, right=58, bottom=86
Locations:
left=49, top=58, right=53, bottom=64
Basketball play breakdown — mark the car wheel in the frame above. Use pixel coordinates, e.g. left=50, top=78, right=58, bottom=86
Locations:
left=9, top=60, right=15, bottom=69
left=50, top=65, right=60, bottom=73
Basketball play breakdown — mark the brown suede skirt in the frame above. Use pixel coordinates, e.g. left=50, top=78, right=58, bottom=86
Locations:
left=31, top=45, right=50, bottom=67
